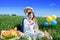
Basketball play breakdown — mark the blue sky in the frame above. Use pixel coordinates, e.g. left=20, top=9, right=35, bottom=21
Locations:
left=0, top=0, right=60, bottom=17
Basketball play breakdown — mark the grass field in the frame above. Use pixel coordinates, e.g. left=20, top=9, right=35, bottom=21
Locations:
left=0, top=16, right=60, bottom=40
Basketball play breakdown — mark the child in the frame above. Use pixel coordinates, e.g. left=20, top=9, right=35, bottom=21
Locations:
left=24, top=12, right=53, bottom=40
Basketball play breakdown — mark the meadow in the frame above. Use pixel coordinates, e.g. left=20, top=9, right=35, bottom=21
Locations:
left=0, top=16, right=60, bottom=40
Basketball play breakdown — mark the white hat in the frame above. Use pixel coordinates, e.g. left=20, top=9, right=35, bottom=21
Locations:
left=25, top=7, right=33, bottom=10
left=24, top=7, right=34, bottom=13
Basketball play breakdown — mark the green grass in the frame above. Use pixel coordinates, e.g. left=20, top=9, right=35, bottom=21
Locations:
left=0, top=16, right=60, bottom=40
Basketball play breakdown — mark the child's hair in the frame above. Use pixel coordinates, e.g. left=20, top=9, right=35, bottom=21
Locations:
left=28, top=12, right=35, bottom=20
left=24, top=8, right=32, bottom=14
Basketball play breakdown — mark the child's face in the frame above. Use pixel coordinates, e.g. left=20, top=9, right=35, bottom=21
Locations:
left=26, top=9, right=32, bottom=15
left=29, top=13, right=34, bottom=20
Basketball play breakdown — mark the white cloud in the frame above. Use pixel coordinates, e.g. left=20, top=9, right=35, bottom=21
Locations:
left=49, top=3, right=56, bottom=6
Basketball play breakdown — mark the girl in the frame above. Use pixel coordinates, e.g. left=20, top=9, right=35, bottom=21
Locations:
left=24, top=12, right=53, bottom=40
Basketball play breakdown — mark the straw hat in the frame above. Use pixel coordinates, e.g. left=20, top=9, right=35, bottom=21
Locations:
left=24, top=7, right=34, bottom=13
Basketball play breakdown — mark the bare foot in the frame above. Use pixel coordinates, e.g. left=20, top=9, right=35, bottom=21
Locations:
left=44, top=31, right=53, bottom=40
